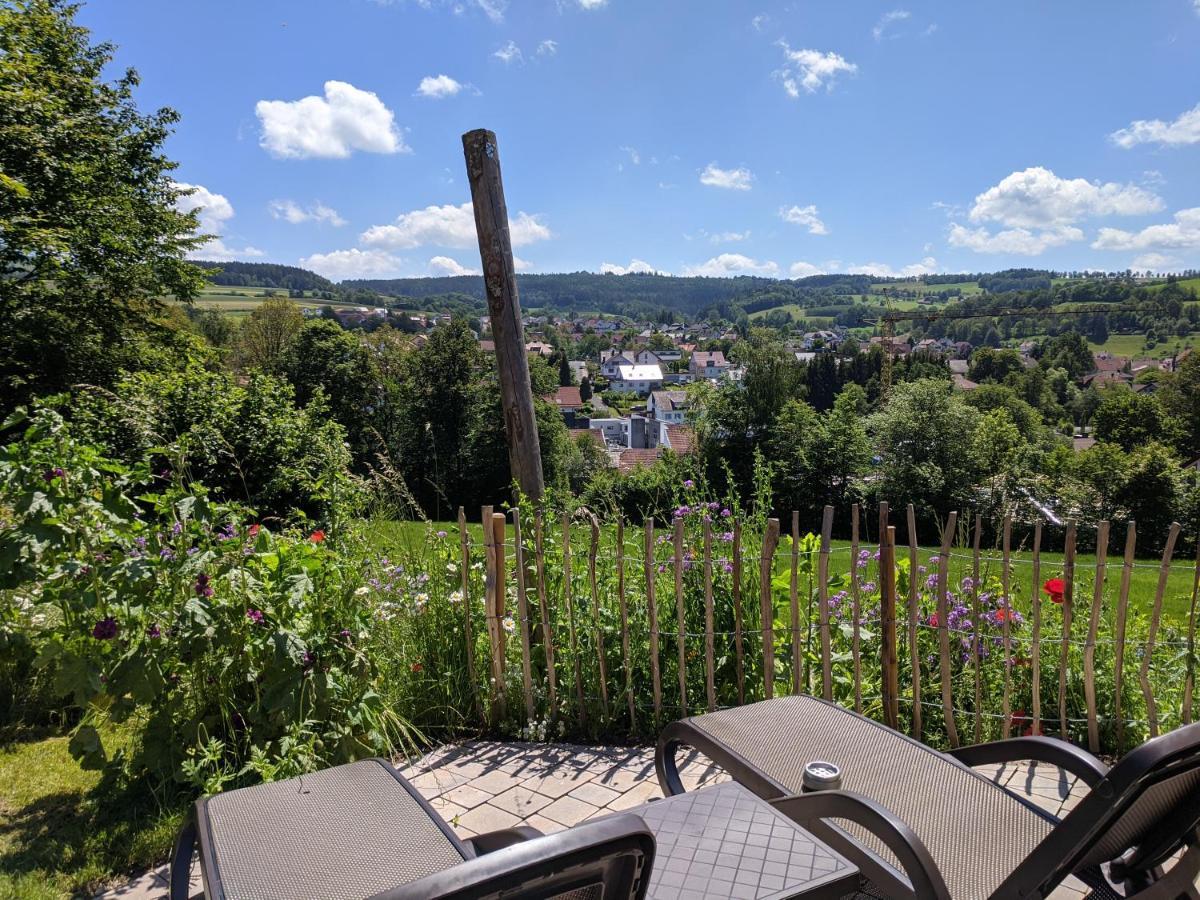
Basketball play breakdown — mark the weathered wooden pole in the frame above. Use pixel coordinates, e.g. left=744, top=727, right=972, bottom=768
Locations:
left=463, top=129, right=544, bottom=501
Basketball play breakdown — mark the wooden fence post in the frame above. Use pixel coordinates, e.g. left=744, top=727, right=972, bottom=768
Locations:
left=562, top=512, right=586, bottom=730
left=936, top=512, right=959, bottom=748
left=1031, top=521, right=1043, bottom=739
left=1184, top=537, right=1200, bottom=725
left=1113, top=522, right=1135, bottom=748
left=616, top=517, right=635, bottom=727
left=645, top=519, right=662, bottom=724
left=512, top=508, right=534, bottom=722
left=462, top=129, right=543, bottom=501
left=972, top=513, right=983, bottom=743
left=482, top=507, right=505, bottom=726
left=1001, top=515, right=1013, bottom=739
left=1083, top=520, right=1109, bottom=753
left=818, top=506, right=834, bottom=701
left=1140, top=523, right=1182, bottom=738
left=704, top=520, right=716, bottom=713
left=906, top=504, right=921, bottom=740
left=733, top=520, right=745, bottom=705
left=790, top=510, right=801, bottom=695
left=673, top=518, right=688, bottom=713
left=1059, top=522, right=1076, bottom=740
left=534, top=511, right=557, bottom=721
left=880, top=524, right=900, bottom=730
left=587, top=512, right=610, bottom=722
left=760, top=518, right=781, bottom=700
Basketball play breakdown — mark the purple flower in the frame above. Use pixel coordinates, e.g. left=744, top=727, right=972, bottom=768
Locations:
left=684, top=479, right=695, bottom=489
left=92, top=617, right=118, bottom=640
left=194, top=573, right=213, bottom=598
left=246, top=608, right=264, bottom=624
left=134, top=536, right=147, bottom=549
left=436, top=530, right=447, bottom=539
left=218, top=523, right=237, bottom=541
left=721, top=508, right=732, bottom=518
left=43, top=467, right=65, bottom=482
left=340, top=628, right=352, bottom=639
left=159, top=547, right=175, bottom=561
left=146, top=624, right=161, bottom=639
left=171, top=522, right=183, bottom=536
left=301, top=651, right=315, bottom=669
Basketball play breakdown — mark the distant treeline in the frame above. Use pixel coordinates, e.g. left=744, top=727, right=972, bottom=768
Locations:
left=196, top=261, right=336, bottom=293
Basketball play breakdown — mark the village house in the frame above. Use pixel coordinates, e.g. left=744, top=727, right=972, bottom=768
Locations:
left=647, top=389, right=689, bottom=424
left=689, top=350, right=729, bottom=379
left=610, top=363, right=664, bottom=395
left=599, top=350, right=636, bottom=380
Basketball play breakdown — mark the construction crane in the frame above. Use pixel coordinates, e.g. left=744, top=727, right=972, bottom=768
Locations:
left=872, top=303, right=1144, bottom=397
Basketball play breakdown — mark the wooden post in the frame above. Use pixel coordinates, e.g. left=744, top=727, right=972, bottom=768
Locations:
left=851, top=503, right=863, bottom=714
left=512, top=509, right=534, bottom=722
left=971, top=513, right=983, bottom=743
left=1031, top=521, right=1043, bottom=738
left=906, top=504, right=921, bottom=740
left=1140, top=523, right=1182, bottom=738
left=616, top=517, right=635, bottom=727
left=587, top=513, right=610, bottom=721
left=790, top=511, right=801, bottom=695
left=483, top=507, right=505, bottom=726
left=1113, top=522, right=1135, bottom=748
left=704, top=520, right=716, bottom=713
left=936, top=512, right=959, bottom=748
left=1059, top=522, right=1076, bottom=740
left=1184, top=536, right=1200, bottom=726
left=493, top=513, right=508, bottom=657
left=646, top=519, right=662, bottom=723
left=818, top=506, right=834, bottom=701
left=462, top=129, right=543, bottom=501
left=1001, top=515, right=1013, bottom=739
left=458, top=507, right=481, bottom=722
left=1083, top=520, right=1109, bottom=753
left=673, top=518, right=688, bottom=712
left=733, top=519, right=745, bottom=705
left=534, top=511, right=557, bottom=720
left=880, top=524, right=900, bottom=730
left=760, top=518, right=781, bottom=699
left=562, top=512, right=586, bottom=729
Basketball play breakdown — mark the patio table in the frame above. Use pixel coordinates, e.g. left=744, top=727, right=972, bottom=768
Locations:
left=597, top=780, right=859, bottom=900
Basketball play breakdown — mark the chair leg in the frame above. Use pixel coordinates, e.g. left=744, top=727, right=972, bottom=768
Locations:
left=170, top=816, right=198, bottom=900
left=1124, top=844, right=1200, bottom=899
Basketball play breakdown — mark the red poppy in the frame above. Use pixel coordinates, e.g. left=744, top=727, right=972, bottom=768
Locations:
left=929, top=613, right=940, bottom=628
left=410, top=662, right=423, bottom=673
left=248, top=524, right=261, bottom=537
left=1042, top=578, right=1065, bottom=604
left=995, top=608, right=1009, bottom=623
left=309, top=529, right=326, bottom=543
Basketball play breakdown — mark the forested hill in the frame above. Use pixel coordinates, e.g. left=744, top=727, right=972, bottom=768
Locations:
left=195, top=261, right=336, bottom=293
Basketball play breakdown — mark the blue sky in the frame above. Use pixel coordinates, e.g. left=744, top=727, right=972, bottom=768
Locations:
left=82, top=0, right=1200, bottom=282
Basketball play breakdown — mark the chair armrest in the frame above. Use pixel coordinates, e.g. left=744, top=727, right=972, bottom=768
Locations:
left=946, top=736, right=1109, bottom=787
left=465, top=825, right=543, bottom=856
left=770, top=791, right=951, bottom=900
left=369, top=814, right=655, bottom=900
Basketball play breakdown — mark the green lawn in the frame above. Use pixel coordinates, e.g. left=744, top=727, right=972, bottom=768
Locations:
left=0, top=725, right=187, bottom=899
left=869, top=280, right=983, bottom=297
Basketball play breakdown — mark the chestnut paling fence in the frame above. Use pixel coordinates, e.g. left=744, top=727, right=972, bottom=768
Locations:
left=429, top=502, right=1200, bottom=755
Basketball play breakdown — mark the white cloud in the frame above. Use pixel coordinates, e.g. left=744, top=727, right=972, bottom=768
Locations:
left=1110, top=103, right=1200, bottom=149
left=577, top=0, right=606, bottom=8
left=360, top=202, right=551, bottom=249
left=474, top=0, right=506, bottom=22
left=512, top=255, right=533, bottom=271
left=710, top=230, right=750, bottom=244
left=966, top=166, right=1162, bottom=228
left=537, top=39, right=558, bottom=56
left=300, top=248, right=404, bottom=280
left=846, top=257, right=938, bottom=277
left=872, top=9, right=910, bottom=41
left=699, top=163, right=753, bottom=191
left=948, top=223, right=1083, bottom=256
left=174, top=183, right=264, bottom=260
left=256, top=81, right=405, bottom=159
left=789, top=261, right=826, bottom=278
left=683, top=254, right=779, bottom=277
left=493, top=40, right=523, bottom=64
left=600, top=259, right=663, bottom=275
left=416, top=74, right=465, bottom=98
left=1132, top=252, right=1179, bottom=271
left=1092, top=207, right=1200, bottom=252
left=619, top=145, right=641, bottom=165
left=779, top=204, right=828, bottom=235
left=268, top=199, right=346, bottom=227
left=751, top=14, right=769, bottom=31
left=776, top=42, right=857, bottom=96
left=429, top=255, right=481, bottom=276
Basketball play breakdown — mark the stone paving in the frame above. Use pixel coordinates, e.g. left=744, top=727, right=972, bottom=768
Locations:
left=97, top=740, right=1145, bottom=899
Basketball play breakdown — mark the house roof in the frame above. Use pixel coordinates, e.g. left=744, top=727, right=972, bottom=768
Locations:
left=479, top=339, right=495, bottom=353
left=948, top=359, right=969, bottom=375
left=665, top=425, right=696, bottom=454
left=548, top=386, right=583, bottom=408
left=615, top=448, right=663, bottom=473
left=691, top=351, right=728, bottom=367
left=569, top=428, right=606, bottom=448
left=951, top=373, right=980, bottom=391
left=650, top=390, right=689, bottom=412
left=1073, top=436, right=1097, bottom=452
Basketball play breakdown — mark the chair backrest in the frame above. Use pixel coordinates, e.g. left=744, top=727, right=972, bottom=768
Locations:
left=999, top=722, right=1200, bottom=897
left=372, top=815, right=656, bottom=900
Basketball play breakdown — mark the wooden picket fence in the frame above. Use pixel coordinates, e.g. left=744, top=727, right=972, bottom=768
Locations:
left=447, top=501, right=1200, bottom=755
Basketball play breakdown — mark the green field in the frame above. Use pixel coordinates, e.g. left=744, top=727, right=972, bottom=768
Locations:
left=869, top=280, right=983, bottom=297
left=1144, top=277, right=1200, bottom=295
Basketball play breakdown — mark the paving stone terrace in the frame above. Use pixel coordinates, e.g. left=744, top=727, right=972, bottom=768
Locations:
left=98, top=740, right=1132, bottom=899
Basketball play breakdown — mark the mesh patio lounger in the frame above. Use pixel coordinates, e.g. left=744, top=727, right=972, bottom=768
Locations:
left=656, top=695, right=1200, bottom=899
left=169, top=757, right=654, bottom=900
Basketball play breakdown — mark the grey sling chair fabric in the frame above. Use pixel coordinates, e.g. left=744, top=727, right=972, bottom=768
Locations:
left=169, top=757, right=655, bottom=900
left=655, top=695, right=1200, bottom=900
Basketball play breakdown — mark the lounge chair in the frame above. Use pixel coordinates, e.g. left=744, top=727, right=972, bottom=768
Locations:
left=169, top=757, right=654, bottom=899
left=656, top=695, right=1200, bottom=899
